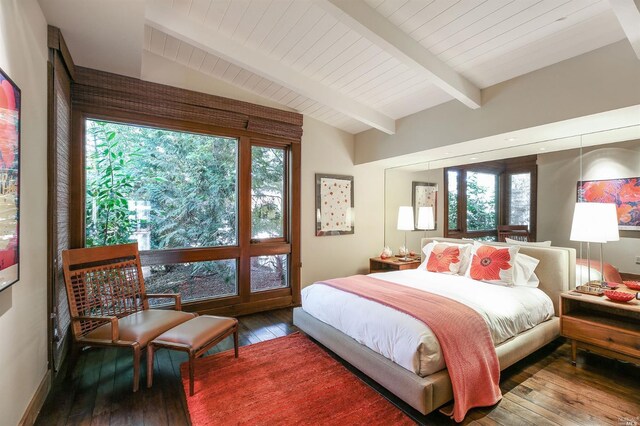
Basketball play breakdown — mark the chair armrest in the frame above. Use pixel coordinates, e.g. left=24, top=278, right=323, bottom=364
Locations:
left=145, top=293, right=182, bottom=311
left=73, top=315, right=119, bottom=342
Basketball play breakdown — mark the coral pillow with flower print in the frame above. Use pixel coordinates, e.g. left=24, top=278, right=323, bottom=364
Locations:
left=426, top=244, right=465, bottom=274
left=467, top=243, right=520, bottom=286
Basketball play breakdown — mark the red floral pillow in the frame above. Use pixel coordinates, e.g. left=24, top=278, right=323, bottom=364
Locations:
left=467, top=243, right=519, bottom=286
left=426, top=243, right=468, bottom=274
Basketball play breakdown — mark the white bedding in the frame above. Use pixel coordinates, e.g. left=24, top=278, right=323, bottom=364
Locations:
left=301, top=269, right=555, bottom=377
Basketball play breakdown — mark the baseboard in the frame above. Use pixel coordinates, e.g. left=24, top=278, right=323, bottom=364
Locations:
left=19, top=369, right=52, bottom=426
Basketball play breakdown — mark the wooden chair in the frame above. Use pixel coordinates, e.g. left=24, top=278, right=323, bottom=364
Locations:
left=497, top=225, right=531, bottom=242
left=62, top=243, right=196, bottom=391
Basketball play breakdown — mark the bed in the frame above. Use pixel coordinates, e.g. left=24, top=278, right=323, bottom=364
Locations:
left=293, top=237, right=576, bottom=416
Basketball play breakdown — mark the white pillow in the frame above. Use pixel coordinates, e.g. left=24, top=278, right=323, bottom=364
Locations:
left=513, top=253, right=540, bottom=287
left=505, top=238, right=552, bottom=247
left=422, top=240, right=473, bottom=275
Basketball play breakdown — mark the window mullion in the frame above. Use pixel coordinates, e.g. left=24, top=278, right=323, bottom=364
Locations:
left=238, top=136, right=252, bottom=303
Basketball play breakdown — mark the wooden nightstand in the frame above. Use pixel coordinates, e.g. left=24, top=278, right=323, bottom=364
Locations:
left=560, top=290, right=640, bottom=366
left=369, top=256, right=421, bottom=274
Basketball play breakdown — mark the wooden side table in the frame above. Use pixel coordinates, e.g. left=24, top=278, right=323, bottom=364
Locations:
left=369, top=256, right=421, bottom=274
left=560, top=289, right=640, bottom=366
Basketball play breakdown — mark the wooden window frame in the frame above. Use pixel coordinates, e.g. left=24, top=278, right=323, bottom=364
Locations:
left=71, top=106, right=301, bottom=316
left=444, top=156, right=537, bottom=241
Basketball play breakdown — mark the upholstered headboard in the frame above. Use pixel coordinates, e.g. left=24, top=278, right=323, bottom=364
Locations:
left=421, top=238, right=576, bottom=315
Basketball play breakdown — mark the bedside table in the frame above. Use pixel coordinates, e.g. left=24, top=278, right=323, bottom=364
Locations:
left=369, top=256, right=421, bottom=274
left=560, top=290, right=640, bottom=366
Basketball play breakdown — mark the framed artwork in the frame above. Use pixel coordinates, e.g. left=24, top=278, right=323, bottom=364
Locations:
left=315, top=174, right=354, bottom=236
left=578, top=177, right=640, bottom=230
left=412, top=182, right=437, bottom=230
left=0, top=67, right=20, bottom=291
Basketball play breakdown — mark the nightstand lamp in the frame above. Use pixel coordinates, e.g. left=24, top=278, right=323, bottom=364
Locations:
left=416, top=206, right=435, bottom=238
left=570, top=202, right=616, bottom=286
left=397, top=206, right=414, bottom=261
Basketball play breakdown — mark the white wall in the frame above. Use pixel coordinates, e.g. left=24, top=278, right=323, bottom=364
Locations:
left=355, top=41, right=640, bottom=165
left=300, top=117, right=384, bottom=287
left=384, top=168, right=444, bottom=255
left=538, top=140, right=640, bottom=275
left=0, top=0, right=49, bottom=424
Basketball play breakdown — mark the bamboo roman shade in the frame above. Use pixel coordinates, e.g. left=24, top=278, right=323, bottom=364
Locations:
left=72, top=67, right=303, bottom=142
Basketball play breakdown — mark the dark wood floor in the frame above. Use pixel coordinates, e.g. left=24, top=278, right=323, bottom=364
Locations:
left=36, top=308, right=640, bottom=426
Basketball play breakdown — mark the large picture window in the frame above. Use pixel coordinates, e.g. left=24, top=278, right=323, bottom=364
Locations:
left=445, top=157, right=537, bottom=241
left=78, top=115, right=298, bottom=313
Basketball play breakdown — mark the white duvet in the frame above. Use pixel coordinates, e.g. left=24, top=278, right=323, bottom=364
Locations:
left=301, top=269, right=555, bottom=377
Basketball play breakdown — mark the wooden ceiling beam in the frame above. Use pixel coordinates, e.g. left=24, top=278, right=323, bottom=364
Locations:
left=146, top=4, right=396, bottom=134
left=610, top=0, right=640, bottom=60
left=314, top=0, right=482, bottom=109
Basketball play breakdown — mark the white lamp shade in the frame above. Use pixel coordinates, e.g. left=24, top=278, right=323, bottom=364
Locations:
left=601, top=203, right=619, bottom=242
left=570, top=202, right=618, bottom=243
left=397, top=206, right=414, bottom=231
left=417, top=206, right=435, bottom=230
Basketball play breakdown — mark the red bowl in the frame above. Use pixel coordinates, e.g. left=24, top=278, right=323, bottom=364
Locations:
left=603, top=290, right=636, bottom=302
left=623, top=280, right=640, bottom=290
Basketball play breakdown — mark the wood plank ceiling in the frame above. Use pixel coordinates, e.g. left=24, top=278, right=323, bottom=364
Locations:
left=100, top=0, right=632, bottom=133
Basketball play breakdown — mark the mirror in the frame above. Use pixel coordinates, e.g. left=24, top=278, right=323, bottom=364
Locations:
left=383, top=135, right=640, bottom=275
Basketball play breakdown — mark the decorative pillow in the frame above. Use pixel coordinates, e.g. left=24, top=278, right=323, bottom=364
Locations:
left=423, top=241, right=472, bottom=275
left=467, top=242, right=519, bottom=286
left=513, top=253, right=540, bottom=287
left=505, top=238, right=552, bottom=247
left=426, top=244, right=464, bottom=274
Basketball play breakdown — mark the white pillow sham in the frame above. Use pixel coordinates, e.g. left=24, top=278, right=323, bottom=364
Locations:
left=421, top=240, right=473, bottom=275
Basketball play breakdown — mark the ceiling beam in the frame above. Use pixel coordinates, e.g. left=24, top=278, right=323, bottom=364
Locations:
left=609, top=0, right=640, bottom=60
left=313, top=0, right=482, bottom=109
left=145, top=5, right=396, bottom=134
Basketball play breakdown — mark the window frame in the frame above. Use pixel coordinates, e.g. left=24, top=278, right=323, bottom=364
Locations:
left=71, top=105, right=300, bottom=315
left=444, top=156, right=537, bottom=241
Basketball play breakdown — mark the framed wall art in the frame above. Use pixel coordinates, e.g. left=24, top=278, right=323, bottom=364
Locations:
left=578, top=177, right=640, bottom=230
left=315, top=174, right=354, bottom=236
left=0, top=67, right=20, bottom=291
left=412, top=181, right=437, bottom=230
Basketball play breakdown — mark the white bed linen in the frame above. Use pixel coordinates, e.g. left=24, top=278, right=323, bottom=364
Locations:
left=301, top=269, right=555, bottom=377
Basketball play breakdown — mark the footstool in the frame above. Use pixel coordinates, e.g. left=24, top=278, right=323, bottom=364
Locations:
left=147, top=315, right=239, bottom=396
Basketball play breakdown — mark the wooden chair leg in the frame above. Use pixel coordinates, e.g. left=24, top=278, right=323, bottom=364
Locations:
left=133, top=344, right=141, bottom=392
left=147, top=344, right=155, bottom=389
left=233, top=329, right=239, bottom=358
left=189, top=352, right=195, bottom=396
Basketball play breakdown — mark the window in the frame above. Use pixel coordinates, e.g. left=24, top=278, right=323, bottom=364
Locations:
left=445, top=157, right=537, bottom=240
left=508, top=173, right=531, bottom=226
left=251, top=145, right=285, bottom=240
left=81, top=118, right=296, bottom=308
left=85, top=120, right=238, bottom=249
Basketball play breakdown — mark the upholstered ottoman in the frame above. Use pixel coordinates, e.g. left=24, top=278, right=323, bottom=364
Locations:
left=147, top=315, right=239, bottom=395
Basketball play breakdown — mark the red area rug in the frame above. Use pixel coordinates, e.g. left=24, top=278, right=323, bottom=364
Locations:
left=181, top=332, right=414, bottom=425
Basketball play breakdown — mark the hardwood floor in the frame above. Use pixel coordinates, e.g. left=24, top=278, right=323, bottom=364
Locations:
left=36, top=308, right=640, bottom=425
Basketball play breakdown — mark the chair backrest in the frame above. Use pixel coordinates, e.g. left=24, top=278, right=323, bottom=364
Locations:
left=497, top=225, right=531, bottom=242
left=62, top=243, right=148, bottom=339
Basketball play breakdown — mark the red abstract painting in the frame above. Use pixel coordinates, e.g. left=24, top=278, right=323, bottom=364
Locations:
left=0, top=67, right=20, bottom=291
left=578, top=178, right=640, bottom=230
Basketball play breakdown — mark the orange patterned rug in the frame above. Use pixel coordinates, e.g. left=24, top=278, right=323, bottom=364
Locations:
left=181, top=332, right=413, bottom=425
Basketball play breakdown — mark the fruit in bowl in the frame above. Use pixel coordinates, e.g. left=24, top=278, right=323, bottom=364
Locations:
left=603, top=289, right=639, bottom=303
left=623, top=280, right=640, bottom=291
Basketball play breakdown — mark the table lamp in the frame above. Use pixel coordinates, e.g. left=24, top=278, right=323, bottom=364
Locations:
left=416, top=206, right=435, bottom=238
left=397, top=206, right=414, bottom=261
left=570, top=202, right=608, bottom=286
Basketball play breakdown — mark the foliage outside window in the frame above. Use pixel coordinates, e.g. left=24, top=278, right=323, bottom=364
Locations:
left=85, top=119, right=291, bottom=304
left=445, top=157, right=536, bottom=240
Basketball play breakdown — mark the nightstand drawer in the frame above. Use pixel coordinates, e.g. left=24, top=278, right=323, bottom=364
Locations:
left=562, top=316, right=640, bottom=358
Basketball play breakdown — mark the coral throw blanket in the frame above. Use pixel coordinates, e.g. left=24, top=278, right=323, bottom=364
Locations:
left=318, top=275, right=501, bottom=422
